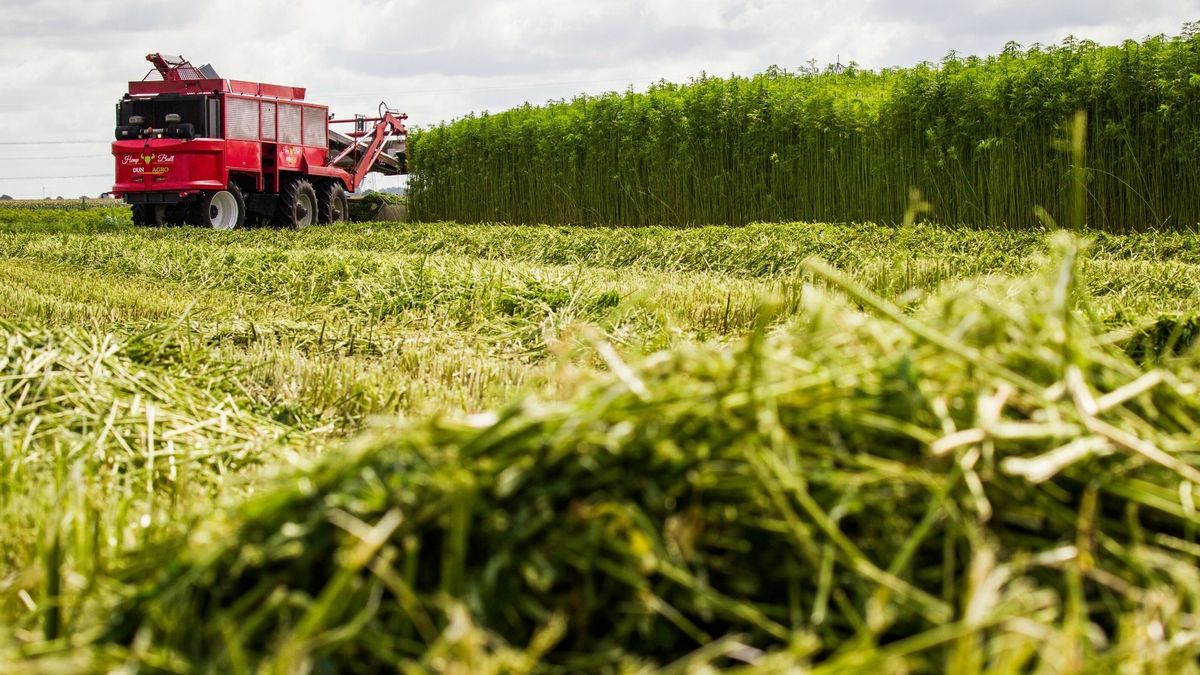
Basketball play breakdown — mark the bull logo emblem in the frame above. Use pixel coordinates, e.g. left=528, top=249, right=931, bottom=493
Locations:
left=141, top=154, right=154, bottom=164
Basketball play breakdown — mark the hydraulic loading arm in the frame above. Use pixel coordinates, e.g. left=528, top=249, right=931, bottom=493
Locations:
left=328, top=105, right=409, bottom=192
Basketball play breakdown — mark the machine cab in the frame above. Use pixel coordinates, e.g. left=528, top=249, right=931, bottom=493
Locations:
left=115, top=94, right=221, bottom=142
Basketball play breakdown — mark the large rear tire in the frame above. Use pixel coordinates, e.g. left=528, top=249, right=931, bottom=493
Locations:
left=317, top=182, right=349, bottom=224
left=274, top=178, right=317, bottom=230
left=190, top=185, right=246, bottom=230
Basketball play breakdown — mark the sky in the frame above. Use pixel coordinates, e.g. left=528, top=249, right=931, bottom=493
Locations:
left=0, top=0, right=1194, bottom=199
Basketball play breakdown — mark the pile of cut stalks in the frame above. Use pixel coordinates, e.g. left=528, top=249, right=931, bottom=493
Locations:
left=10, top=236, right=1200, bottom=673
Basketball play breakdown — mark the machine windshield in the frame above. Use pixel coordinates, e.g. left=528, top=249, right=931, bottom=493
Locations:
left=116, top=95, right=219, bottom=137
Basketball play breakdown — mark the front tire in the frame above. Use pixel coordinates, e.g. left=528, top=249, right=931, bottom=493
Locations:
left=274, top=177, right=318, bottom=230
left=317, top=182, right=349, bottom=224
left=191, top=185, right=245, bottom=230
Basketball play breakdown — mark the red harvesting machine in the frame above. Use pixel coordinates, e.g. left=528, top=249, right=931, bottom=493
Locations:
left=112, top=54, right=408, bottom=229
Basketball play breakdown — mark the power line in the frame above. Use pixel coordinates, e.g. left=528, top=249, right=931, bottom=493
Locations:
left=0, top=154, right=110, bottom=160
left=0, top=174, right=110, bottom=180
left=0, top=140, right=105, bottom=146
left=320, top=67, right=781, bottom=100
left=324, top=76, right=647, bottom=98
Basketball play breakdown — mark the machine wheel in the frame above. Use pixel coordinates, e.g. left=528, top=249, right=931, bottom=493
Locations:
left=164, top=203, right=193, bottom=226
left=191, top=185, right=246, bottom=230
left=274, top=178, right=318, bottom=229
left=131, top=204, right=166, bottom=227
left=317, top=182, right=349, bottom=224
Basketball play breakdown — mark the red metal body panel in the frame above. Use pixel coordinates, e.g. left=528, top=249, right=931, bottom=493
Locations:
left=301, top=146, right=327, bottom=166
left=224, top=140, right=261, bottom=172
left=128, top=79, right=223, bottom=96
left=112, top=139, right=225, bottom=195
left=129, top=79, right=304, bottom=100
left=278, top=146, right=303, bottom=171
left=305, top=165, right=347, bottom=179
left=229, top=80, right=305, bottom=100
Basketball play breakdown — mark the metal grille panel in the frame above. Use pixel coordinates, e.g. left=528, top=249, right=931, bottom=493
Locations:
left=260, top=101, right=276, bottom=141
left=278, top=103, right=301, bottom=145
left=303, top=106, right=326, bottom=148
left=226, top=97, right=258, bottom=140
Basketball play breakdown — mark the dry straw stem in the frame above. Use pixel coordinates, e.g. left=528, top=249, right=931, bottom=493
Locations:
left=0, top=319, right=315, bottom=652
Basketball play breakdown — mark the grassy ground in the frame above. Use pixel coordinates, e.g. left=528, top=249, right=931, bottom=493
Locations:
left=2, top=207, right=1199, bottom=671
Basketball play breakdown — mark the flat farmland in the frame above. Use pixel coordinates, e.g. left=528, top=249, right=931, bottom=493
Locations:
left=2, top=203, right=1200, bottom=671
